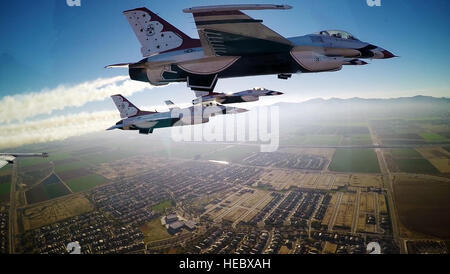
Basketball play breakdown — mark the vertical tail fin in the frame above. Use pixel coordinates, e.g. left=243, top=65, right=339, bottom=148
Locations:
left=123, top=7, right=200, bottom=57
left=111, top=94, right=141, bottom=118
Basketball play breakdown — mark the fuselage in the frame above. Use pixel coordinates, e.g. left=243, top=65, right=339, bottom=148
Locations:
left=111, top=104, right=246, bottom=134
left=128, top=31, right=394, bottom=86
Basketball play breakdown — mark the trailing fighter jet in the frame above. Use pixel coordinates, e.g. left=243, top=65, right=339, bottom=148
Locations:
left=107, top=4, right=396, bottom=99
left=107, top=94, right=247, bottom=134
left=0, top=153, right=48, bottom=169
left=192, top=87, right=283, bottom=105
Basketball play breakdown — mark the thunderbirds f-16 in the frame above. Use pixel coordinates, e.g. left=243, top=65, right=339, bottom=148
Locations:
left=192, top=87, right=283, bottom=105
left=107, top=94, right=247, bottom=134
left=107, top=4, right=396, bottom=102
left=0, top=153, right=48, bottom=169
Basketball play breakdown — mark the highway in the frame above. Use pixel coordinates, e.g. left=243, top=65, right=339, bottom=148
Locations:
left=183, top=141, right=450, bottom=149
left=368, top=125, right=405, bottom=253
left=8, top=162, right=17, bottom=254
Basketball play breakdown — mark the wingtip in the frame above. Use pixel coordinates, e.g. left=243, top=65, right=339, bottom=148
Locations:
left=105, top=63, right=132, bottom=69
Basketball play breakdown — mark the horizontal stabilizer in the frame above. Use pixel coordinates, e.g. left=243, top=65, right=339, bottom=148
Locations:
left=164, top=100, right=180, bottom=110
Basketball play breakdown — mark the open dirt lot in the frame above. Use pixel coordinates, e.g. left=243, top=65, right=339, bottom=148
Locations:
left=334, top=193, right=356, bottom=230
left=394, top=175, right=450, bottom=239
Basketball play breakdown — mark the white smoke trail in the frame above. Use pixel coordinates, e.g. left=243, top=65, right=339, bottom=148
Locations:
left=0, top=75, right=150, bottom=123
left=0, top=111, right=120, bottom=149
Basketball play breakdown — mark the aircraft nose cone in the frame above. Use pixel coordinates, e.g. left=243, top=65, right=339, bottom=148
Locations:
left=268, top=91, right=284, bottom=96
left=381, top=50, right=396, bottom=59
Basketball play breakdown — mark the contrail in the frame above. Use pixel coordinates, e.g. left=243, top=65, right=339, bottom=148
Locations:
left=0, top=75, right=151, bottom=123
left=0, top=111, right=119, bottom=149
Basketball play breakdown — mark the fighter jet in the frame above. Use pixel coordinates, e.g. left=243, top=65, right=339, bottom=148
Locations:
left=192, top=87, right=283, bottom=105
left=107, top=94, right=247, bottom=134
left=107, top=4, right=396, bottom=98
left=0, top=153, right=48, bottom=169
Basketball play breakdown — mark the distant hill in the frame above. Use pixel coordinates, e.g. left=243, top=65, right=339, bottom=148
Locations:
left=274, top=95, right=450, bottom=120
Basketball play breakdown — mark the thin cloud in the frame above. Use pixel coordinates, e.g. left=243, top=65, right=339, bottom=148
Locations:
left=0, top=75, right=150, bottom=123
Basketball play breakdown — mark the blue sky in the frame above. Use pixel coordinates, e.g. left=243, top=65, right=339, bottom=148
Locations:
left=0, top=0, right=449, bottom=109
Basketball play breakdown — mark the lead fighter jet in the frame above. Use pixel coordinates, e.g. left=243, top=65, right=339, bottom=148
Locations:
left=107, top=4, right=396, bottom=99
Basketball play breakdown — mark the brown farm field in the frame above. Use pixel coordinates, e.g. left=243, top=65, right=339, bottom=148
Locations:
left=393, top=175, right=450, bottom=239
left=416, top=147, right=450, bottom=173
left=20, top=194, right=93, bottom=231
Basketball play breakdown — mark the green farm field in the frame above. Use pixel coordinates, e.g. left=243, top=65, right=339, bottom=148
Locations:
left=391, top=148, right=422, bottom=158
left=150, top=199, right=174, bottom=213
left=0, top=182, right=11, bottom=196
left=394, top=159, right=439, bottom=174
left=340, top=134, right=373, bottom=145
left=329, top=149, right=380, bottom=173
left=55, top=161, right=89, bottom=173
left=25, top=173, right=71, bottom=204
left=419, top=133, right=448, bottom=142
left=283, top=134, right=341, bottom=146
left=65, top=174, right=107, bottom=193
left=389, top=148, right=440, bottom=174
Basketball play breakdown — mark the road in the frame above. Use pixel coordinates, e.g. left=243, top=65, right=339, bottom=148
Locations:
left=8, top=162, right=17, bottom=254
left=261, top=192, right=290, bottom=225
left=183, top=141, right=450, bottom=149
left=373, top=192, right=381, bottom=233
left=232, top=193, right=272, bottom=228
left=368, top=125, right=405, bottom=253
left=327, top=192, right=343, bottom=232
left=351, top=188, right=361, bottom=234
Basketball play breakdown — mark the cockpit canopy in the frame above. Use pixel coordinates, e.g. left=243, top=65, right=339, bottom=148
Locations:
left=316, top=30, right=358, bottom=40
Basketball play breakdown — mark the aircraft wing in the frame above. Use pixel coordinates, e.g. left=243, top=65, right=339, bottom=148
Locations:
left=0, top=160, right=8, bottom=169
left=0, top=155, right=15, bottom=169
left=183, top=4, right=293, bottom=56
